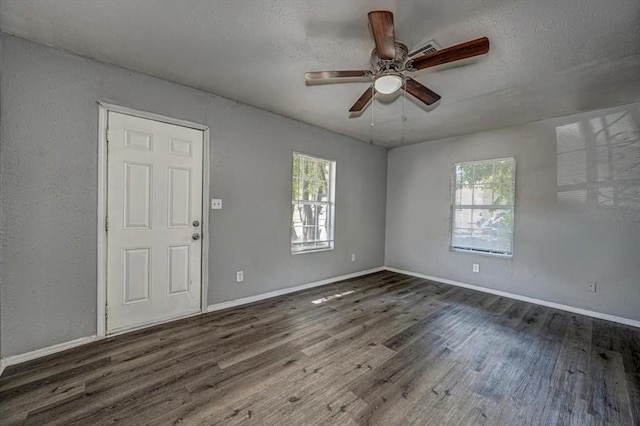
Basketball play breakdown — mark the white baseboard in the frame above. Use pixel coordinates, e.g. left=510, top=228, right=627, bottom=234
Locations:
left=0, top=335, right=98, bottom=374
left=208, top=267, right=385, bottom=313
left=385, top=266, right=640, bottom=328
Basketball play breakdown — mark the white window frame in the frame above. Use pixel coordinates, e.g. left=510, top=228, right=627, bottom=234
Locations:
left=450, top=157, right=516, bottom=258
left=291, top=151, right=336, bottom=254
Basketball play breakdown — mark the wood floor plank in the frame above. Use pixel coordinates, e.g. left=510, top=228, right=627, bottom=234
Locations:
left=352, top=343, right=455, bottom=425
left=0, top=271, right=637, bottom=425
left=587, top=347, right=633, bottom=425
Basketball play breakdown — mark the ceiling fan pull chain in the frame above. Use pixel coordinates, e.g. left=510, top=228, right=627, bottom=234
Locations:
left=402, top=80, right=407, bottom=122
left=370, top=84, right=375, bottom=144
left=401, top=79, right=407, bottom=144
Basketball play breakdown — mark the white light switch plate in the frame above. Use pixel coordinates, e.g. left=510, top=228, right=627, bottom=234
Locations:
left=211, top=199, right=222, bottom=210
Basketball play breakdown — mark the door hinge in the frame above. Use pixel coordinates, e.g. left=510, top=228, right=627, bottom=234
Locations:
left=106, top=128, right=110, bottom=143
left=105, top=216, right=109, bottom=232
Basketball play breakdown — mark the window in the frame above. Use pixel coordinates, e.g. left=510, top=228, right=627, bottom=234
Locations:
left=291, top=152, right=336, bottom=253
left=451, top=157, right=516, bottom=256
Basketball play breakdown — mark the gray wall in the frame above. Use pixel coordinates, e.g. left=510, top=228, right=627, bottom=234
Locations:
left=0, top=31, right=3, bottom=356
left=0, top=35, right=387, bottom=357
left=386, top=102, right=640, bottom=321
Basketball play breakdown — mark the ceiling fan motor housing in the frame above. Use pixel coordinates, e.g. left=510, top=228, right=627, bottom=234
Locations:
left=370, top=42, right=409, bottom=73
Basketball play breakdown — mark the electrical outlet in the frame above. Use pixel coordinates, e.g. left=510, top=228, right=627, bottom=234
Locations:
left=472, top=264, right=480, bottom=273
left=351, top=254, right=356, bottom=262
left=588, top=282, right=597, bottom=292
left=236, top=271, right=244, bottom=282
left=211, top=199, right=222, bottom=210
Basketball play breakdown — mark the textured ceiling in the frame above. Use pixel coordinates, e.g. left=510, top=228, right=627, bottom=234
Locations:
left=1, top=0, right=639, bottom=148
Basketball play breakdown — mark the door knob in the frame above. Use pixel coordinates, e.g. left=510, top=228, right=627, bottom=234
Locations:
left=192, top=220, right=200, bottom=227
left=192, top=233, right=200, bottom=241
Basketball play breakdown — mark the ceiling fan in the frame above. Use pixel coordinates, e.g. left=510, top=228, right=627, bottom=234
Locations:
left=305, top=11, right=490, bottom=113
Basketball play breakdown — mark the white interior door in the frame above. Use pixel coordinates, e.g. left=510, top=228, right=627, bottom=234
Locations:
left=107, top=111, right=203, bottom=333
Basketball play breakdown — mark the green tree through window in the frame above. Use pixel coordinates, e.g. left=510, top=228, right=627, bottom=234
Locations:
left=291, top=152, right=335, bottom=253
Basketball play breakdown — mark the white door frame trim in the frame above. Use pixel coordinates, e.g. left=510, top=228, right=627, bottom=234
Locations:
left=97, top=101, right=210, bottom=338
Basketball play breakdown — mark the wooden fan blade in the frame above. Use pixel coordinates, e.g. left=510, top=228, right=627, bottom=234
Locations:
left=368, top=11, right=396, bottom=60
left=305, top=70, right=372, bottom=81
left=403, top=77, right=441, bottom=106
left=409, top=37, right=489, bottom=70
left=349, top=87, right=375, bottom=112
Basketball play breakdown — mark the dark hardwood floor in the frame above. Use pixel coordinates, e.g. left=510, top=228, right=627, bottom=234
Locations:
left=1, top=271, right=638, bottom=425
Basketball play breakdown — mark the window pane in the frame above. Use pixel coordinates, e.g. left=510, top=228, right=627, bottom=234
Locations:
left=311, top=181, right=329, bottom=202
left=473, top=184, right=494, bottom=205
left=292, top=176, right=301, bottom=200
left=493, top=159, right=515, bottom=205
left=459, top=185, right=473, bottom=205
left=291, top=202, right=304, bottom=244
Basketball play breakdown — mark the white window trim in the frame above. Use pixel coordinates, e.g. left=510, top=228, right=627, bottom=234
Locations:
left=449, top=157, right=516, bottom=258
left=291, top=151, right=336, bottom=254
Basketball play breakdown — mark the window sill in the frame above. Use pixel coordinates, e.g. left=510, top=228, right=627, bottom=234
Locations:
left=450, top=247, right=513, bottom=259
left=291, top=247, right=334, bottom=255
